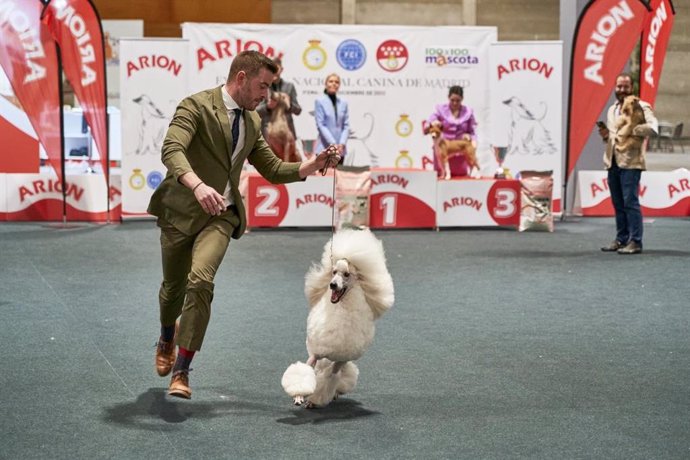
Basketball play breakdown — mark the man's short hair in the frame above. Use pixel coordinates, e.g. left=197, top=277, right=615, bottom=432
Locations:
left=227, top=51, right=279, bottom=82
left=617, top=72, right=634, bottom=83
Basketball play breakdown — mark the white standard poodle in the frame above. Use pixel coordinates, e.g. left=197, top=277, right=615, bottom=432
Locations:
left=281, top=228, right=394, bottom=408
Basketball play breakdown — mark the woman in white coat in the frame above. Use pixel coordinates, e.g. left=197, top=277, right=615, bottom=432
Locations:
left=314, top=73, right=350, bottom=163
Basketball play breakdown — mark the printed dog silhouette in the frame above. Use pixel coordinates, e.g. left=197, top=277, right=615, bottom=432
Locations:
left=132, top=94, right=168, bottom=156
left=503, top=96, right=557, bottom=157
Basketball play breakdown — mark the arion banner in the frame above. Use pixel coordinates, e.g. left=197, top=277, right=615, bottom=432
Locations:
left=566, top=0, right=651, bottom=180
left=119, top=38, right=188, bottom=218
left=639, top=0, right=675, bottom=106
left=489, top=41, right=563, bottom=212
left=0, top=0, right=62, bottom=180
left=41, top=0, right=108, bottom=176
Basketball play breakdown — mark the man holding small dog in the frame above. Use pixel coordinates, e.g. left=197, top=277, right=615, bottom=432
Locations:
left=597, top=73, right=658, bottom=255
left=148, top=51, right=339, bottom=399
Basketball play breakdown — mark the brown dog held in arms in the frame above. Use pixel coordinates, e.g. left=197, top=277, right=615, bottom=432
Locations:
left=615, top=95, right=646, bottom=153
left=266, top=91, right=300, bottom=162
left=427, top=121, right=479, bottom=179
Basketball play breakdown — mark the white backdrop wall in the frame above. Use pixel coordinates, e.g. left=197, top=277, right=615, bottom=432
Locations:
left=119, top=38, right=189, bottom=218
left=182, top=23, right=498, bottom=173
left=116, top=27, right=566, bottom=219
left=102, top=20, right=144, bottom=107
left=489, top=41, right=563, bottom=210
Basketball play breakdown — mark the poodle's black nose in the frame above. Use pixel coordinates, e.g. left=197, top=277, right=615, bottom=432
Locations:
left=329, top=282, right=337, bottom=290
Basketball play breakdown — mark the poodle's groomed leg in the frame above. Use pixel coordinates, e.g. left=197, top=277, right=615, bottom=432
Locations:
left=330, top=362, right=346, bottom=401
left=305, top=361, right=347, bottom=409
left=331, top=361, right=345, bottom=374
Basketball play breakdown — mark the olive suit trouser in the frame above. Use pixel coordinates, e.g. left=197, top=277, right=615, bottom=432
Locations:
left=157, top=209, right=240, bottom=351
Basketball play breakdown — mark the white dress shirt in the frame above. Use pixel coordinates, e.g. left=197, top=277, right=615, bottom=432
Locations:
left=221, top=85, right=245, bottom=206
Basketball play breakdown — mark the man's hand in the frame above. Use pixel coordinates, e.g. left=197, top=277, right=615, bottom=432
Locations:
left=194, top=183, right=227, bottom=216
left=298, top=145, right=341, bottom=178
left=598, top=125, right=610, bottom=142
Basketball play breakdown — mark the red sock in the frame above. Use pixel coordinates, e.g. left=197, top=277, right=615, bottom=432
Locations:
left=173, top=347, right=195, bottom=372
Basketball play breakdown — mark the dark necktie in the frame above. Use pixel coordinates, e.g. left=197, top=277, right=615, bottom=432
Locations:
left=231, top=108, right=242, bottom=154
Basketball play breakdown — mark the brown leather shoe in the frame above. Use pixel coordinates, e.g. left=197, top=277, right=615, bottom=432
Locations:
left=618, top=241, right=642, bottom=254
left=601, top=240, right=625, bottom=252
left=168, top=370, right=192, bottom=399
left=155, top=322, right=178, bottom=377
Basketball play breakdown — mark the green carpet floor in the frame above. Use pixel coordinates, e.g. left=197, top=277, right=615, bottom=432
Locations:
left=1, top=217, right=689, bottom=459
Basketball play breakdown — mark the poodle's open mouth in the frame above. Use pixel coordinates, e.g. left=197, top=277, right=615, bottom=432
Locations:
left=330, top=287, right=347, bottom=303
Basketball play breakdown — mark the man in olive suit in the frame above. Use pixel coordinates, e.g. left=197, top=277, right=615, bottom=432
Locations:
left=148, top=51, right=339, bottom=399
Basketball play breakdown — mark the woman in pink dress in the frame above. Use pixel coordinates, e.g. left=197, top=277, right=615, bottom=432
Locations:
left=425, top=86, right=477, bottom=178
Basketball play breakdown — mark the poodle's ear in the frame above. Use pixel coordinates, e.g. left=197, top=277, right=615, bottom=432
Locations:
left=304, top=262, right=331, bottom=307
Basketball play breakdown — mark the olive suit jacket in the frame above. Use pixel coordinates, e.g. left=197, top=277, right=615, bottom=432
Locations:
left=148, top=86, right=302, bottom=238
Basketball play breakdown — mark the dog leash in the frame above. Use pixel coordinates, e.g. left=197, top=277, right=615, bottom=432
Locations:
left=321, top=146, right=338, bottom=264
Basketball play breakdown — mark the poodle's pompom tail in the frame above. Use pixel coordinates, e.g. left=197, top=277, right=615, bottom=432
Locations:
left=281, top=361, right=316, bottom=397
left=335, top=362, right=359, bottom=395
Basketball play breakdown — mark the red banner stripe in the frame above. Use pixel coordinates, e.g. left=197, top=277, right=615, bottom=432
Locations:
left=639, top=0, right=675, bottom=106
left=0, top=0, right=62, bottom=181
left=41, top=0, right=108, bottom=178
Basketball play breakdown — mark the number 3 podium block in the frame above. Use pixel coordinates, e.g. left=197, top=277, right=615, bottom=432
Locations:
left=436, top=179, right=520, bottom=228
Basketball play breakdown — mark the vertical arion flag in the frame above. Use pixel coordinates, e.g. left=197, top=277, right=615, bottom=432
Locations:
left=639, top=0, right=674, bottom=106
left=0, top=0, right=62, bottom=181
left=41, top=0, right=108, bottom=177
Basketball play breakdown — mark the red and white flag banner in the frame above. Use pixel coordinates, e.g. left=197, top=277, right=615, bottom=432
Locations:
left=41, top=0, right=107, bottom=176
left=0, top=0, right=62, bottom=181
left=639, top=0, right=674, bottom=106
left=566, top=0, right=651, bottom=181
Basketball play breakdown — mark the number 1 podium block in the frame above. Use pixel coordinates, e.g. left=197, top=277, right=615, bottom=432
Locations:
left=369, top=169, right=437, bottom=229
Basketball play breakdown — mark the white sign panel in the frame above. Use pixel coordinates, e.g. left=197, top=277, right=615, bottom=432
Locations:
left=2, top=173, right=121, bottom=221
left=182, top=23, right=496, bottom=172
left=436, top=179, right=521, bottom=227
left=119, top=39, right=189, bottom=218
left=489, top=41, right=563, bottom=211
left=576, top=169, right=690, bottom=217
